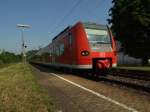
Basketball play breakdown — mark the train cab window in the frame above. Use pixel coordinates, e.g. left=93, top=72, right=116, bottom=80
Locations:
left=85, top=28, right=112, bottom=52
left=85, top=29, right=111, bottom=44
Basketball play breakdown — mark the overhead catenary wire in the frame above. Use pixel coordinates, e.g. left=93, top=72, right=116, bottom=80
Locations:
left=95, top=0, right=111, bottom=23
left=49, top=0, right=82, bottom=36
left=49, top=0, right=109, bottom=38
left=81, top=0, right=106, bottom=21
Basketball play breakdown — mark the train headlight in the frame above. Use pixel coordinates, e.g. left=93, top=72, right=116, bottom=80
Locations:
left=81, top=50, right=89, bottom=56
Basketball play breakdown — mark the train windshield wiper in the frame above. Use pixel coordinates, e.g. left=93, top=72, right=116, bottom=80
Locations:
left=96, top=41, right=111, bottom=44
left=96, top=41, right=105, bottom=44
left=89, top=41, right=109, bottom=44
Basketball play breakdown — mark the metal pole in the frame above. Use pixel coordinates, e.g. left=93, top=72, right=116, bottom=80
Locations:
left=21, top=29, right=26, bottom=64
left=17, top=24, right=30, bottom=64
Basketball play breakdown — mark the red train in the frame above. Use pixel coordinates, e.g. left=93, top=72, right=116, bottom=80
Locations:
left=32, top=22, right=117, bottom=74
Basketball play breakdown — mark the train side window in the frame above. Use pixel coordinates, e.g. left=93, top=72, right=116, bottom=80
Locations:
left=68, top=33, right=73, bottom=45
left=56, top=46, right=60, bottom=56
left=60, top=43, right=64, bottom=56
left=52, top=47, right=54, bottom=56
left=49, top=50, right=52, bottom=56
left=54, top=47, right=56, bottom=56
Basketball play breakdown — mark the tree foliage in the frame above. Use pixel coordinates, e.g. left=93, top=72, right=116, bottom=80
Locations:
left=0, top=50, right=21, bottom=64
left=26, top=50, right=38, bottom=61
left=108, top=0, right=150, bottom=64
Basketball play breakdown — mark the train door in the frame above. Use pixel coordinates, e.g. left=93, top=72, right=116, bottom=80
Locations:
left=68, top=33, right=74, bottom=65
left=52, top=46, right=55, bottom=63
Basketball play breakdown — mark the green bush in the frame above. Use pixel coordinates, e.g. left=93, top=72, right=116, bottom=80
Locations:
left=0, top=50, right=21, bottom=64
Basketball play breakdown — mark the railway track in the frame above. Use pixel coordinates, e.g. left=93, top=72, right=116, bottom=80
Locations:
left=104, top=69, right=150, bottom=93
left=32, top=64, right=150, bottom=112
left=32, top=63, right=150, bottom=93
left=100, top=75, right=150, bottom=93
left=78, top=70, right=150, bottom=93
left=110, top=69, right=150, bottom=81
left=65, top=69, right=149, bottom=94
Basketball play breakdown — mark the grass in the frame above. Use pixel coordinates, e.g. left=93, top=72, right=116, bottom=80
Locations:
left=0, top=63, right=12, bottom=69
left=117, top=66, right=150, bottom=71
left=0, top=63, right=54, bottom=112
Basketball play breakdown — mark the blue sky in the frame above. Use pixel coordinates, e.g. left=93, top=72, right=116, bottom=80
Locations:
left=0, top=0, right=113, bottom=53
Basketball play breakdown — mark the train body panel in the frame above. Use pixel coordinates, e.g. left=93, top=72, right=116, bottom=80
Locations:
left=32, top=22, right=117, bottom=71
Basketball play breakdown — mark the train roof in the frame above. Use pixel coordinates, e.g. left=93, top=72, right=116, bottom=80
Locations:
left=82, top=22, right=107, bottom=30
left=52, top=26, right=70, bottom=42
left=52, top=22, right=108, bottom=42
left=36, top=45, right=50, bottom=56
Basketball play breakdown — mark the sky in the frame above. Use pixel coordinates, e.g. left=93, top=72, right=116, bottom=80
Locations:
left=0, top=0, right=113, bottom=54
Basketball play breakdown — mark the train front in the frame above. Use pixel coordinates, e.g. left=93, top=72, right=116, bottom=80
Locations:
left=83, top=23, right=117, bottom=73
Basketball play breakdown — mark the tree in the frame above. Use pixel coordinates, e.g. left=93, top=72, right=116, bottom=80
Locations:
left=26, top=50, right=38, bottom=61
left=0, top=50, right=21, bottom=64
left=108, top=0, right=150, bottom=65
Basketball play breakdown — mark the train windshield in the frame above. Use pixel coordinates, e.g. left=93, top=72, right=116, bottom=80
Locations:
left=85, top=29, right=111, bottom=44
